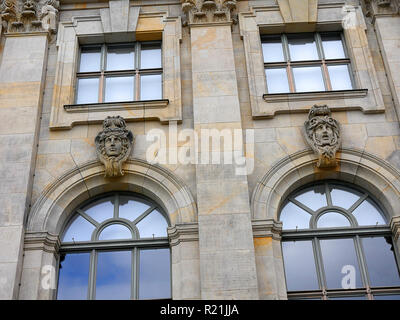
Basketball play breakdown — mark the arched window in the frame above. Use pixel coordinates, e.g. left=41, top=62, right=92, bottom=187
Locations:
left=279, top=181, right=400, bottom=300
left=57, top=192, right=171, bottom=300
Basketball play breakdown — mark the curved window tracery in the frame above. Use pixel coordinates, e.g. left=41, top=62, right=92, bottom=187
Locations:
left=279, top=181, right=400, bottom=300
left=57, top=192, right=171, bottom=300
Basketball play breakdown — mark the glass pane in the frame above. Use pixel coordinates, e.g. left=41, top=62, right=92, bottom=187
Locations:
left=140, top=47, right=161, bottom=69
left=105, top=76, right=134, bottom=102
left=119, top=196, right=151, bottom=221
left=262, top=39, right=285, bottom=62
left=62, top=215, right=95, bottom=242
left=374, top=295, right=400, bottom=300
left=106, top=45, right=135, bottom=71
left=265, top=68, right=290, bottom=93
left=82, top=197, right=114, bottom=223
left=362, top=237, right=400, bottom=287
left=320, top=238, right=363, bottom=289
left=139, top=249, right=171, bottom=299
left=317, top=211, right=351, bottom=228
left=98, top=224, right=132, bottom=240
left=329, top=185, right=362, bottom=210
left=321, top=34, right=346, bottom=59
left=140, top=74, right=162, bottom=100
left=282, top=241, right=319, bottom=291
left=96, top=251, right=131, bottom=300
left=294, top=185, right=327, bottom=212
left=292, top=66, right=325, bottom=92
left=57, top=252, right=90, bottom=300
left=288, top=34, right=319, bottom=61
left=279, top=201, right=311, bottom=230
left=352, top=198, right=386, bottom=226
left=328, top=296, right=366, bottom=300
left=76, top=78, right=99, bottom=104
left=328, top=65, right=353, bottom=90
left=136, top=210, right=168, bottom=238
left=79, top=46, right=101, bottom=72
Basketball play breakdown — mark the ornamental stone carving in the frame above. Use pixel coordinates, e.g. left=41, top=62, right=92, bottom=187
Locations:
left=365, top=0, right=400, bottom=16
left=181, top=0, right=237, bottom=25
left=303, top=105, right=341, bottom=168
left=95, top=116, right=134, bottom=178
left=0, top=0, right=59, bottom=33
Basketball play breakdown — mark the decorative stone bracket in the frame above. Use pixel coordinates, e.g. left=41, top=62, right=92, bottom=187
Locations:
left=181, top=0, right=237, bottom=25
left=365, top=0, right=400, bottom=17
left=0, top=0, right=59, bottom=34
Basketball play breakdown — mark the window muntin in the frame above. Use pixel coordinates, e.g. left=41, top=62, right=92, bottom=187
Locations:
left=57, top=192, right=171, bottom=300
left=76, top=42, right=162, bottom=104
left=262, top=33, right=354, bottom=94
left=280, top=181, right=400, bottom=300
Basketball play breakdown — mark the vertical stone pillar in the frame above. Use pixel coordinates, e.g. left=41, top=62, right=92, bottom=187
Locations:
left=0, top=0, right=57, bottom=299
left=183, top=0, right=259, bottom=299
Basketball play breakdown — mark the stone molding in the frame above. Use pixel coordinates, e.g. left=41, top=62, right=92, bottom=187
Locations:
left=251, top=148, right=400, bottom=224
left=0, top=0, right=59, bottom=34
left=181, top=0, right=237, bottom=26
left=168, top=223, right=199, bottom=247
left=24, top=231, right=60, bottom=253
left=239, top=3, right=385, bottom=118
left=252, top=219, right=282, bottom=240
left=390, top=216, right=400, bottom=240
left=365, top=0, right=400, bottom=18
left=27, top=159, right=198, bottom=234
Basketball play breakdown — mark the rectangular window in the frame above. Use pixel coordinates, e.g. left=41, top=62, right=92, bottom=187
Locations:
left=76, top=42, right=162, bottom=104
left=262, top=33, right=353, bottom=94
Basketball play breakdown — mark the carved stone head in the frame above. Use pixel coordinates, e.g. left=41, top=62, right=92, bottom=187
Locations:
left=95, top=116, right=134, bottom=177
left=304, top=105, right=341, bottom=168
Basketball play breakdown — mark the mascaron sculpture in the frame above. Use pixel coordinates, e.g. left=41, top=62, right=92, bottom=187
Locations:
left=304, top=105, right=341, bottom=168
left=95, top=116, right=134, bottom=177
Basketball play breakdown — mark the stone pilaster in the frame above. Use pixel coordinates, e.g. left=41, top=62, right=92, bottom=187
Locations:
left=183, top=0, right=259, bottom=299
left=0, top=0, right=57, bottom=299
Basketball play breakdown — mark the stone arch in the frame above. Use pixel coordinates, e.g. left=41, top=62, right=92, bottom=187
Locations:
left=251, top=148, right=400, bottom=222
left=27, top=159, right=197, bottom=235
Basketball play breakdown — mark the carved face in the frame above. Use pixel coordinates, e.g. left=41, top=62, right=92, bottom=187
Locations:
left=104, top=135, right=122, bottom=157
left=314, top=123, right=334, bottom=146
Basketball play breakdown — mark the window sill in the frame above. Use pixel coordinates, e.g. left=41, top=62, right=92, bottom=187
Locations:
left=262, top=89, right=368, bottom=103
left=64, top=99, right=169, bottom=113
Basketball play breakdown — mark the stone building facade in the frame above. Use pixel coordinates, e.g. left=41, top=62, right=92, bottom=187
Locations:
left=0, top=0, right=400, bottom=300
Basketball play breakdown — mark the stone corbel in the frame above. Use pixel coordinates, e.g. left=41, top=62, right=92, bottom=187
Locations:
left=0, top=0, right=60, bottom=34
left=365, top=0, right=400, bottom=18
left=181, top=0, right=237, bottom=26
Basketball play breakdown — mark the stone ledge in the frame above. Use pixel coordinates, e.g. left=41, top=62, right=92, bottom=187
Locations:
left=24, top=231, right=60, bottom=253
left=262, top=89, right=368, bottom=103
left=390, top=216, right=400, bottom=240
left=168, top=223, right=199, bottom=247
left=252, top=219, right=282, bottom=240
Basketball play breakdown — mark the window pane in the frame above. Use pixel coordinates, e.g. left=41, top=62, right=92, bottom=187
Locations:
left=63, top=215, right=95, bottom=242
left=106, top=45, right=135, bottom=71
left=317, top=212, right=351, bottom=228
left=328, top=296, right=366, bottom=300
left=96, top=251, right=131, bottom=300
left=98, top=224, right=132, bottom=241
left=288, top=34, right=319, bottom=61
left=140, top=47, right=161, bottom=69
left=320, top=238, right=363, bottom=289
left=83, top=197, right=114, bottom=223
left=329, top=185, right=362, bottom=210
left=265, top=68, right=290, bottom=94
left=293, top=66, right=325, bottom=92
left=76, top=78, right=99, bottom=104
left=282, top=240, right=319, bottom=291
left=321, top=34, right=346, bottom=59
left=352, top=198, right=386, bottom=226
left=362, top=237, right=400, bottom=287
left=136, top=210, right=168, bottom=238
left=140, top=74, right=162, bottom=100
left=139, top=248, right=171, bottom=299
left=105, top=76, right=134, bottom=102
left=328, top=65, right=353, bottom=90
left=279, top=201, right=311, bottom=230
left=79, top=46, right=101, bottom=72
left=294, top=185, right=327, bottom=212
left=119, top=196, right=151, bottom=222
left=374, top=295, right=400, bottom=300
left=57, top=252, right=90, bottom=300
left=262, top=39, right=285, bottom=62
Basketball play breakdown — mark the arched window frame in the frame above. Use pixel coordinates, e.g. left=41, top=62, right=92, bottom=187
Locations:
left=279, top=180, right=400, bottom=300
left=57, top=191, right=171, bottom=300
